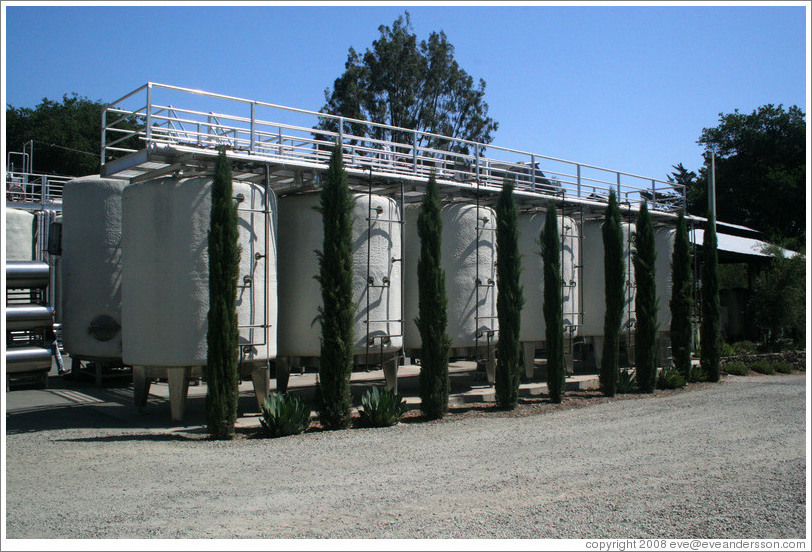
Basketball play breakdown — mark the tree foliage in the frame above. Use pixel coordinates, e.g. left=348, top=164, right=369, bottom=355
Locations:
left=669, top=210, right=693, bottom=377
left=677, top=104, right=806, bottom=247
left=600, top=190, right=625, bottom=397
left=494, top=177, right=523, bottom=409
left=701, top=215, right=721, bottom=382
left=749, top=246, right=806, bottom=350
left=315, top=146, right=355, bottom=430
left=206, top=148, right=241, bottom=440
left=541, top=202, right=565, bottom=404
left=633, top=202, right=658, bottom=393
left=416, top=173, right=451, bottom=419
left=317, top=12, right=498, bottom=155
left=6, top=93, right=140, bottom=177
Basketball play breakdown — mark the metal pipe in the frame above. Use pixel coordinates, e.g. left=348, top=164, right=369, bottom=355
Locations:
left=6, top=305, right=53, bottom=330
left=6, top=261, right=50, bottom=289
left=5, top=346, right=53, bottom=372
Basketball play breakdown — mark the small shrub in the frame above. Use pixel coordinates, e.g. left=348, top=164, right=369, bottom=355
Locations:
left=260, top=392, right=311, bottom=438
left=656, top=367, right=687, bottom=389
left=721, top=342, right=736, bottom=357
left=723, top=361, right=750, bottom=376
left=616, top=369, right=637, bottom=394
left=772, top=361, right=793, bottom=374
left=750, top=360, right=775, bottom=375
left=731, top=340, right=757, bottom=355
left=359, top=386, right=407, bottom=428
left=688, top=365, right=709, bottom=383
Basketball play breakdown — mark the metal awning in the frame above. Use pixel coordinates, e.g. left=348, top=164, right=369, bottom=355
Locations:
left=691, top=229, right=798, bottom=260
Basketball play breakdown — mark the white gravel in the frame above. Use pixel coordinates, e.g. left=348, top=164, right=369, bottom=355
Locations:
left=4, top=374, right=806, bottom=539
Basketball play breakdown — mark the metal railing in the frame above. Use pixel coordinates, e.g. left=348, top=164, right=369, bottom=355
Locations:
left=102, top=82, right=686, bottom=211
left=5, top=171, right=71, bottom=206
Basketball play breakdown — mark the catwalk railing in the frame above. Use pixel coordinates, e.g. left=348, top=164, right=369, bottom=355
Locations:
left=102, top=82, right=685, bottom=211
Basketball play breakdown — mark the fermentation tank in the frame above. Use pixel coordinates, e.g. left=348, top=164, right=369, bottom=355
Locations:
left=276, top=192, right=402, bottom=359
left=654, top=226, right=676, bottom=365
left=60, top=177, right=128, bottom=361
left=121, top=176, right=277, bottom=419
left=5, top=208, right=36, bottom=261
left=403, top=202, right=498, bottom=355
left=581, top=219, right=636, bottom=369
left=517, top=211, right=580, bottom=376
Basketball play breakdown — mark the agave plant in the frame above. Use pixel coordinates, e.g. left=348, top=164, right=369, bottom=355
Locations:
left=616, top=369, right=637, bottom=394
left=359, top=386, right=407, bottom=428
left=656, top=366, right=687, bottom=389
left=260, top=392, right=311, bottom=438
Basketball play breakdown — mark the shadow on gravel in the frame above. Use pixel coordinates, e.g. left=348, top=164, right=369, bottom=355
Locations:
left=53, top=433, right=195, bottom=443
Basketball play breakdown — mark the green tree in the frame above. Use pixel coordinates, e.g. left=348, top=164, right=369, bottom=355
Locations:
left=6, top=93, right=140, bottom=176
left=317, top=12, right=498, bottom=154
left=206, top=147, right=241, bottom=440
left=315, top=145, right=355, bottom=430
left=633, top=202, right=658, bottom=393
left=416, top=173, right=452, bottom=419
left=670, top=210, right=693, bottom=377
left=601, top=190, right=625, bottom=397
left=701, top=214, right=721, bottom=382
left=541, top=202, right=565, bottom=404
left=494, top=177, right=524, bottom=409
left=749, top=246, right=806, bottom=350
left=681, top=105, right=805, bottom=247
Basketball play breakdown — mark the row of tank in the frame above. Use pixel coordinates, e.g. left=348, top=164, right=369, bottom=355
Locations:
left=6, top=175, right=676, bottom=419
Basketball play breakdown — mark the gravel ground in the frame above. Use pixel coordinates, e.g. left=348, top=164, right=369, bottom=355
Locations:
left=4, top=374, right=806, bottom=540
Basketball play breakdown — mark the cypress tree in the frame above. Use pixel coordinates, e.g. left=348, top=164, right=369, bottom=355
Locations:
left=601, top=189, right=625, bottom=397
left=701, top=213, right=721, bottom=382
left=494, top=177, right=524, bottom=409
left=541, top=202, right=565, bottom=404
left=206, top=147, right=241, bottom=439
left=316, top=145, right=355, bottom=429
left=416, top=173, right=451, bottom=419
left=670, top=210, right=693, bottom=377
left=633, top=202, right=658, bottom=393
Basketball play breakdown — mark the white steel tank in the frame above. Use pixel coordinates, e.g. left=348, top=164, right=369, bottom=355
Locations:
left=121, top=176, right=277, bottom=367
left=61, top=177, right=128, bottom=360
left=6, top=208, right=36, bottom=261
left=518, top=211, right=580, bottom=343
left=654, top=226, right=676, bottom=364
left=276, top=192, right=402, bottom=358
left=581, top=219, right=636, bottom=337
left=403, top=202, right=498, bottom=352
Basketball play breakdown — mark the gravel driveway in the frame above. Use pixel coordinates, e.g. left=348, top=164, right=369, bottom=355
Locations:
left=4, top=374, right=806, bottom=539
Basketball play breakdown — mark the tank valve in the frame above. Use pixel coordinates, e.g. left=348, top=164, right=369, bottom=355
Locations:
left=367, top=276, right=375, bottom=285
left=242, top=275, right=253, bottom=287
left=234, top=193, right=245, bottom=204
left=382, top=276, right=390, bottom=286
left=255, top=253, right=266, bottom=260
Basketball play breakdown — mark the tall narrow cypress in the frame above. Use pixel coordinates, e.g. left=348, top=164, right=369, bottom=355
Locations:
left=633, top=202, right=658, bottom=393
left=206, top=147, right=241, bottom=439
left=541, top=202, right=565, bottom=404
left=701, top=213, right=721, bottom=382
left=601, top=189, right=625, bottom=397
left=416, top=173, right=451, bottom=419
left=494, top=177, right=524, bottom=409
left=316, top=145, right=355, bottom=429
left=670, top=210, right=693, bottom=377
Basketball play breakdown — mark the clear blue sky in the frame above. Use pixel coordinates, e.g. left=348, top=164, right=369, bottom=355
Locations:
left=3, top=2, right=808, bottom=181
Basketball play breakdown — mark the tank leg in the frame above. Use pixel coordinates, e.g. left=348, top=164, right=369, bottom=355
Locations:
left=276, top=357, right=291, bottom=394
left=167, top=366, right=191, bottom=422
left=592, top=337, right=604, bottom=372
left=383, top=354, right=399, bottom=394
left=522, top=342, right=536, bottom=380
left=485, top=349, right=496, bottom=385
left=133, top=365, right=151, bottom=410
left=564, top=336, right=575, bottom=375
left=250, top=364, right=270, bottom=410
